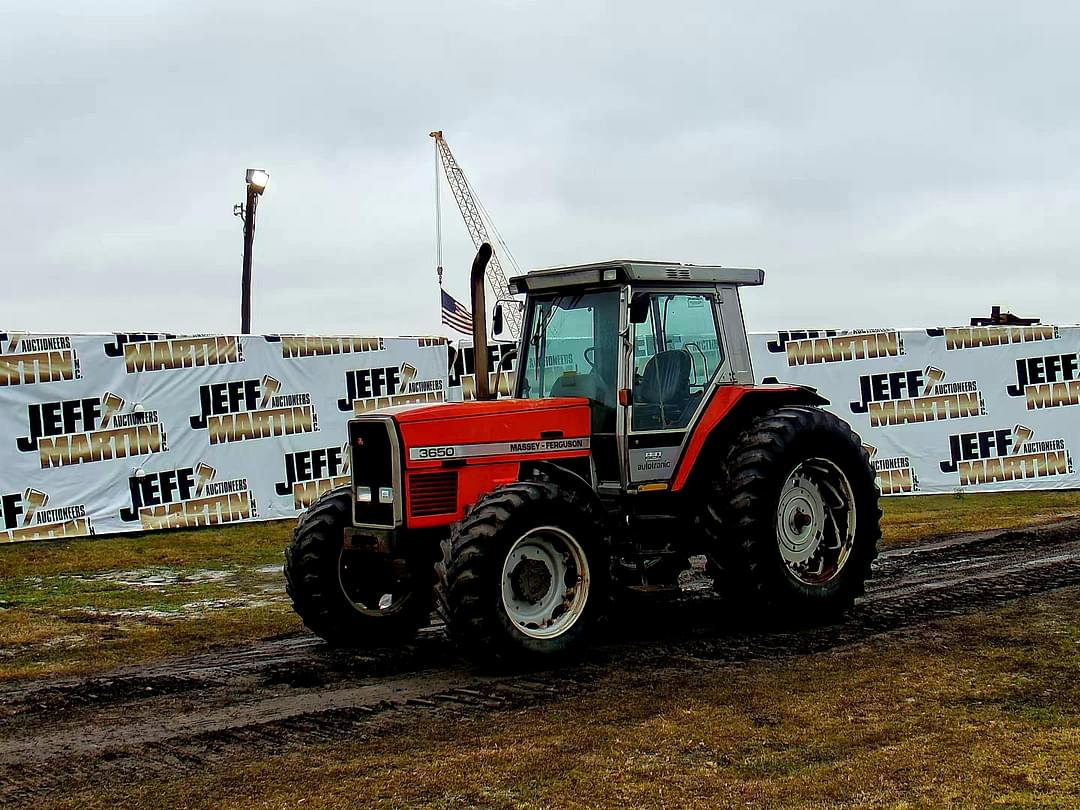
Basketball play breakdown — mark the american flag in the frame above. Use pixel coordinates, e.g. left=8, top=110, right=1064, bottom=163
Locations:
left=441, top=288, right=474, bottom=335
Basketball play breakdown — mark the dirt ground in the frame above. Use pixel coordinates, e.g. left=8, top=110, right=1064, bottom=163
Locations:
left=1, top=516, right=1079, bottom=807
left=2, top=490, right=1079, bottom=682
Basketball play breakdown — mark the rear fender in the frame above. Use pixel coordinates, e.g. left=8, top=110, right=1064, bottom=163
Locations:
left=671, top=385, right=828, bottom=492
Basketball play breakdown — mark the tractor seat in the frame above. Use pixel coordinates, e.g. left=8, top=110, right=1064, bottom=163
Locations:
left=635, top=350, right=692, bottom=429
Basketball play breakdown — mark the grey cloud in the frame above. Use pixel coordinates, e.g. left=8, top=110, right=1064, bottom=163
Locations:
left=1, top=1, right=1078, bottom=335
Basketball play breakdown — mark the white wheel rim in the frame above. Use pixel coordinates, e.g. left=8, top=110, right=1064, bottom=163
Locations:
left=776, top=458, right=857, bottom=586
left=500, top=526, right=590, bottom=640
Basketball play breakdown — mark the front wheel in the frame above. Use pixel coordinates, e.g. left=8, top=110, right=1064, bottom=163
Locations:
left=284, top=487, right=432, bottom=647
left=436, top=481, right=611, bottom=664
left=703, top=406, right=881, bottom=621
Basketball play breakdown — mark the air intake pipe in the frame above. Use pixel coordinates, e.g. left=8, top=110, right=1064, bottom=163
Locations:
left=470, top=243, right=494, bottom=401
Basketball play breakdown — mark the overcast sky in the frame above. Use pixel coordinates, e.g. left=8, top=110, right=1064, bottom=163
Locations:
left=2, top=1, right=1077, bottom=336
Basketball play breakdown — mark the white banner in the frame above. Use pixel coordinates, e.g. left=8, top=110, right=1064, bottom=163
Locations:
left=751, top=325, right=1080, bottom=495
left=0, top=332, right=448, bottom=542
left=2, top=324, right=1078, bottom=543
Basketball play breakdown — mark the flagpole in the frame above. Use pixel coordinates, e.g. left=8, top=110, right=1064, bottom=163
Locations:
left=435, top=138, right=443, bottom=288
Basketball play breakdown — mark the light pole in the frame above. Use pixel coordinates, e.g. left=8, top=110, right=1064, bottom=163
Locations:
left=236, top=168, right=269, bottom=334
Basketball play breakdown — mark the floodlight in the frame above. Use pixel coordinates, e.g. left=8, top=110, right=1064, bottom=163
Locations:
left=246, top=168, right=270, bottom=194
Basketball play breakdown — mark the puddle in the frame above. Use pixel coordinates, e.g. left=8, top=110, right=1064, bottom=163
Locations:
left=68, top=592, right=289, bottom=623
left=22, top=563, right=289, bottom=624
left=42, top=634, right=91, bottom=649
left=44, top=563, right=285, bottom=592
left=74, top=569, right=237, bottom=588
left=69, top=606, right=179, bottom=620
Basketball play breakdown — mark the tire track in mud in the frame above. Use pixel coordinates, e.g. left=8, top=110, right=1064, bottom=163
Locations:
left=2, top=518, right=1079, bottom=801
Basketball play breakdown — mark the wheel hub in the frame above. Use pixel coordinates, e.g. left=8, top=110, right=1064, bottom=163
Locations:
left=774, top=459, right=858, bottom=586
left=777, top=475, right=826, bottom=564
left=510, top=557, right=553, bottom=603
left=791, top=507, right=813, bottom=533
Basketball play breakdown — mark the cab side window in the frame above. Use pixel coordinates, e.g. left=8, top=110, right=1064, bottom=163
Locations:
left=632, top=293, right=725, bottom=431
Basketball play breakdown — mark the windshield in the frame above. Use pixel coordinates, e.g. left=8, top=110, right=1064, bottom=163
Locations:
left=518, top=290, right=619, bottom=431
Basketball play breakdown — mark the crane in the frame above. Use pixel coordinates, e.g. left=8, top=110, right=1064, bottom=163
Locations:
left=431, top=130, right=522, bottom=339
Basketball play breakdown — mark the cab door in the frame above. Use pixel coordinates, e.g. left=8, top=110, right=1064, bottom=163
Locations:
left=625, top=289, right=730, bottom=485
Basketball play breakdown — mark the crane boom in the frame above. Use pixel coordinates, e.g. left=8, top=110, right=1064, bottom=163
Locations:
left=430, top=131, right=522, bottom=339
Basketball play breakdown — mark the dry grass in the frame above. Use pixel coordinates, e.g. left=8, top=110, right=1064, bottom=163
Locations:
left=880, top=489, right=1080, bottom=546
left=46, top=586, right=1080, bottom=809
left=0, top=519, right=295, bottom=578
left=1, top=491, right=1078, bottom=681
left=0, top=521, right=302, bottom=680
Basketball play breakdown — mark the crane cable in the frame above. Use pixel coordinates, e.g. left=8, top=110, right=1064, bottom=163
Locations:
left=473, top=181, right=521, bottom=277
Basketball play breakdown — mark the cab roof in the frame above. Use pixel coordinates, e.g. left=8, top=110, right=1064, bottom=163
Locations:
left=507, top=260, right=765, bottom=294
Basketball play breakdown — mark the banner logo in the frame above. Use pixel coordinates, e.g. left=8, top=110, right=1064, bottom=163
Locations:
left=104, top=333, right=244, bottom=373
left=338, top=363, right=445, bottom=415
left=938, top=425, right=1073, bottom=486
left=119, top=464, right=257, bottom=529
left=275, top=444, right=350, bottom=509
left=16, top=394, right=166, bottom=469
left=1, top=488, right=93, bottom=542
left=926, top=324, right=1059, bottom=350
left=849, top=366, right=985, bottom=427
left=264, top=335, right=386, bottom=358
left=448, top=343, right=515, bottom=400
left=767, top=329, right=904, bottom=366
left=189, top=376, right=318, bottom=444
left=864, top=444, right=919, bottom=495
left=0, top=332, right=81, bottom=387
left=1006, top=352, right=1080, bottom=410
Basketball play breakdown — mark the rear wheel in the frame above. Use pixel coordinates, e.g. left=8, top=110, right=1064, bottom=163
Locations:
left=284, top=487, right=432, bottom=647
left=436, top=481, right=611, bottom=664
left=702, top=406, right=880, bottom=621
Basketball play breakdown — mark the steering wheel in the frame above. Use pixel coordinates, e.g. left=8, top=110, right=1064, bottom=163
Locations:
left=583, top=346, right=596, bottom=370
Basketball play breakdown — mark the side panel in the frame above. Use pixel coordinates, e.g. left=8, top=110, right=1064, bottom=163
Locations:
left=719, top=284, right=756, bottom=385
left=400, top=401, right=591, bottom=471
left=397, top=399, right=593, bottom=528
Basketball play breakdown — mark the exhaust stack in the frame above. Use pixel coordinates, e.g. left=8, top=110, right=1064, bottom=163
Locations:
left=470, top=243, right=494, bottom=401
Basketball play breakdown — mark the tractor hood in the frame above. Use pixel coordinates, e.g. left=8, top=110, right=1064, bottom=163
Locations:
left=373, top=397, right=593, bottom=469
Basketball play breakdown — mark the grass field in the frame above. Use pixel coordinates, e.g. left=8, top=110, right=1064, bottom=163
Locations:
left=2, top=490, right=1079, bottom=682
left=46, top=585, right=1080, bottom=809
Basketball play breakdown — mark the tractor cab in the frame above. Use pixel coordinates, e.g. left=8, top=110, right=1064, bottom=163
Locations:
left=506, top=261, right=763, bottom=490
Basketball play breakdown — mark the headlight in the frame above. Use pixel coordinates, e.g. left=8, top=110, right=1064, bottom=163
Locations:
left=356, top=486, right=372, bottom=503
left=378, top=487, right=394, bottom=503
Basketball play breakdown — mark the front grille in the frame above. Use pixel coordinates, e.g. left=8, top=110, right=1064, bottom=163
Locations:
left=408, top=471, right=458, bottom=517
left=349, top=418, right=399, bottom=527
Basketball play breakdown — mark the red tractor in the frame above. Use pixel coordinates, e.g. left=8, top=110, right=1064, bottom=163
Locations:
left=285, top=246, right=880, bottom=663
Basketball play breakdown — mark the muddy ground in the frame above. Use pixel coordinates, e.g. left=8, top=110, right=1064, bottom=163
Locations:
left=2, top=518, right=1080, bottom=804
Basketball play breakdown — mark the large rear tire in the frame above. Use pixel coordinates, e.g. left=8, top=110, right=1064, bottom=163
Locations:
left=436, top=481, right=611, bottom=664
left=701, top=406, right=880, bottom=622
left=284, top=487, right=432, bottom=647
